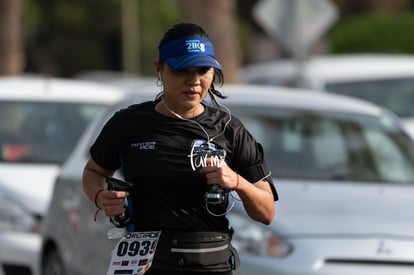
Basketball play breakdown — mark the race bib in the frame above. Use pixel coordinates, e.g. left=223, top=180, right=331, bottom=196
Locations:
left=106, top=231, right=161, bottom=275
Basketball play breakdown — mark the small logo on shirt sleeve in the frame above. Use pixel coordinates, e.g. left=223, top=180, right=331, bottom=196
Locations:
left=130, top=141, right=156, bottom=150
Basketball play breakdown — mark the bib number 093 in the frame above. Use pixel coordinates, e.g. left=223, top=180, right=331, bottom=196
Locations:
left=117, top=239, right=158, bottom=257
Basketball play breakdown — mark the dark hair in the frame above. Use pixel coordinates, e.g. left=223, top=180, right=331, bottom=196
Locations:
left=157, top=23, right=226, bottom=105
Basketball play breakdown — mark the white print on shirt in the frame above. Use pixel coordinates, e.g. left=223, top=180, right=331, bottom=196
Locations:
left=130, top=141, right=156, bottom=150
left=188, top=139, right=226, bottom=171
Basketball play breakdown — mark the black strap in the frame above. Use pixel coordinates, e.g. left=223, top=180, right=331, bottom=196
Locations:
left=153, top=230, right=239, bottom=272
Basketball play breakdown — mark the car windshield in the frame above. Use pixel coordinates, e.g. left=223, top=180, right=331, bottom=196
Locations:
left=325, top=77, right=414, bottom=118
left=233, top=106, right=414, bottom=183
left=0, top=101, right=105, bottom=164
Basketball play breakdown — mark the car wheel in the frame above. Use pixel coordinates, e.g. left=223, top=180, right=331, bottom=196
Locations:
left=43, top=249, right=66, bottom=275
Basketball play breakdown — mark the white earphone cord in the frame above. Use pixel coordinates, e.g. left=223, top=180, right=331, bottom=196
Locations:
left=161, top=96, right=232, bottom=143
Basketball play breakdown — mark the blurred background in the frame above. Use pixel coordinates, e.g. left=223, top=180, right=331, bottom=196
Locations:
left=2, top=0, right=414, bottom=82
left=4, top=2, right=414, bottom=275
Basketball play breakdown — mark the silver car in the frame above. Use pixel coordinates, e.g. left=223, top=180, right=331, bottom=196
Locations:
left=41, top=84, right=414, bottom=275
left=240, top=54, right=414, bottom=138
left=0, top=75, right=128, bottom=275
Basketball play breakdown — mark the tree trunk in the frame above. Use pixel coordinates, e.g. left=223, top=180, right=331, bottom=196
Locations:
left=179, top=0, right=240, bottom=83
left=0, top=0, right=24, bottom=75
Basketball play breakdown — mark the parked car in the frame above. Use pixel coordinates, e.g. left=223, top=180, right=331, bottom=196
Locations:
left=74, top=70, right=157, bottom=93
left=41, top=84, right=414, bottom=275
left=240, top=54, right=414, bottom=137
left=0, top=75, right=130, bottom=275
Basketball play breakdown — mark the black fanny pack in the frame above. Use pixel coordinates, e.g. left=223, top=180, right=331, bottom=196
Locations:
left=153, top=230, right=240, bottom=272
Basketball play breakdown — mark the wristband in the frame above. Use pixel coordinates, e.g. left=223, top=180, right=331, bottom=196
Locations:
left=94, top=189, right=104, bottom=209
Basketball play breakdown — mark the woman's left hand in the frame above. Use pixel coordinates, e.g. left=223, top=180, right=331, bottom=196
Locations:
left=200, top=160, right=238, bottom=190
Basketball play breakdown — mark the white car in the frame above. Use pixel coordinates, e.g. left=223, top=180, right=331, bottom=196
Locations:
left=41, top=84, right=414, bottom=275
left=0, top=75, right=130, bottom=275
left=240, top=54, right=414, bottom=137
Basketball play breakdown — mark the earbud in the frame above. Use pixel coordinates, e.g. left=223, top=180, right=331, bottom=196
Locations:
left=156, top=72, right=163, bottom=87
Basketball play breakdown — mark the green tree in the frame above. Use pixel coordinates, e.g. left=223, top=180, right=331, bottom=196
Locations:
left=330, top=12, right=414, bottom=54
left=24, top=0, right=182, bottom=77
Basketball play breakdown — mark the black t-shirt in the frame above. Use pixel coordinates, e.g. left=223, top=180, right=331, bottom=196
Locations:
left=90, top=100, right=277, bottom=233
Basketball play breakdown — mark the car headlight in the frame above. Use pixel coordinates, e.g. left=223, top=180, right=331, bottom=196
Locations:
left=0, top=194, right=39, bottom=233
left=228, top=212, right=292, bottom=258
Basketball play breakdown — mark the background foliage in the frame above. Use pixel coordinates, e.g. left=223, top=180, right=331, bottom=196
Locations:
left=20, top=0, right=414, bottom=78
left=329, top=12, right=414, bottom=54
left=24, top=0, right=181, bottom=77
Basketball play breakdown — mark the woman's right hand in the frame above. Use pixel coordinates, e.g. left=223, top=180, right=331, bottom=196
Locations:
left=96, top=190, right=129, bottom=217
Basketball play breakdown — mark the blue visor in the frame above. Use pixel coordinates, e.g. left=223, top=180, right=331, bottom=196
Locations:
left=159, top=36, right=222, bottom=70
